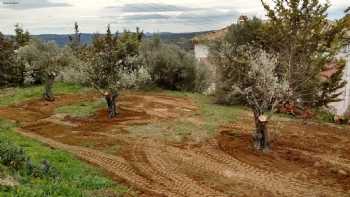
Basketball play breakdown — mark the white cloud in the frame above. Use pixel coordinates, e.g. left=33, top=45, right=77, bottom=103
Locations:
left=0, top=0, right=347, bottom=34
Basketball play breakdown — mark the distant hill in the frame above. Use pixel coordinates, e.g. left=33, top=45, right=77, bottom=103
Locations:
left=33, top=33, right=93, bottom=47
left=32, top=31, right=210, bottom=51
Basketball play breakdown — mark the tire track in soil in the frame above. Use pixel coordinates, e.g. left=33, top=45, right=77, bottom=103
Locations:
left=199, top=141, right=347, bottom=197
left=14, top=123, right=349, bottom=197
left=131, top=141, right=226, bottom=197
left=15, top=129, right=176, bottom=197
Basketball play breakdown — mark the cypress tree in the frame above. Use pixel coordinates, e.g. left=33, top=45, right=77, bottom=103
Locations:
left=0, top=32, right=17, bottom=87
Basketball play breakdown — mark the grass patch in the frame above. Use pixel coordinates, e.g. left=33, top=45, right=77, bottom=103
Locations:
left=164, top=91, right=246, bottom=133
left=128, top=120, right=198, bottom=143
left=0, top=119, right=132, bottom=197
left=0, top=82, right=87, bottom=107
left=128, top=91, right=246, bottom=142
left=56, top=99, right=105, bottom=118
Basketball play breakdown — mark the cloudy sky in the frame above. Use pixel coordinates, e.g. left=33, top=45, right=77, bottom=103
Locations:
left=0, top=0, right=348, bottom=34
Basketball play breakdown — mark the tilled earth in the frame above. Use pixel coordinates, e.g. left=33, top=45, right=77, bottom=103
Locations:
left=0, top=92, right=349, bottom=197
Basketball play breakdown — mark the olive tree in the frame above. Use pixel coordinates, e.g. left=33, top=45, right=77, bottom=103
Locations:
left=213, top=44, right=289, bottom=151
left=83, top=26, right=147, bottom=118
left=244, top=50, right=289, bottom=150
left=17, top=39, right=76, bottom=101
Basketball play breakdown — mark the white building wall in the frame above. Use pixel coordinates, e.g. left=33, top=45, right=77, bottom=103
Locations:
left=331, top=45, right=350, bottom=115
left=194, top=44, right=209, bottom=60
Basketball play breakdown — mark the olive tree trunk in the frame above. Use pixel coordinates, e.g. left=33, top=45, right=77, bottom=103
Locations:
left=105, top=90, right=119, bottom=118
left=253, top=112, right=269, bottom=151
left=43, top=73, right=55, bottom=102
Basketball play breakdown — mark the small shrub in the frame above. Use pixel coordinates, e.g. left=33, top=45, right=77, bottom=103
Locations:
left=25, top=159, right=60, bottom=179
left=314, top=109, right=335, bottom=123
left=0, top=139, right=28, bottom=170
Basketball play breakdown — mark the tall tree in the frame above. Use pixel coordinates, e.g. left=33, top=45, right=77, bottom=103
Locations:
left=0, top=32, right=17, bottom=87
left=261, top=0, right=346, bottom=108
left=68, top=22, right=82, bottom=54
left=14, top=24, right=30, bottom=48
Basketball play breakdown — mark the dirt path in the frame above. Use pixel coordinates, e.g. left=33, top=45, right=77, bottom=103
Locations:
left=0, top=92, right=349, bottom=196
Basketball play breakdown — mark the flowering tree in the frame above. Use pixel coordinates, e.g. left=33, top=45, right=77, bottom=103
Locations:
left=212, top=44, right=289, bottom=151
left=17, top=39, right=76, bottom=101
left=242, top=50, right=289, bottom=150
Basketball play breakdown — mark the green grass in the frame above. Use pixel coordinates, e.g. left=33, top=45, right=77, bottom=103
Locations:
left=0, top=82, right=87, bottom=107
left=55, top=99, right=105, bottom=118
left=0, top=119, right=132, bottom=197
left=164, top=91, right=246, bottom=133
left=128, top=91, right=246, bottom=142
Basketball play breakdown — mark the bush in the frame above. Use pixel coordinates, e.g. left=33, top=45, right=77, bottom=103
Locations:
left=140, top=37, right=210, bottom=92
left=0, top=137, right=60, bottom=179
left=314, top=109, right=335, bottom=123
left=0, top=139, right=28, bottom=170
left=58, top=60, right=89, bottom=85
left=25, top=159, right=60, bottom=179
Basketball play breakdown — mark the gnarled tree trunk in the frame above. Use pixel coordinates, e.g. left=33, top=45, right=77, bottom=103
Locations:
left=253, top=111, right=269, bottom=151
left=105, top=90, right=119, bottom=118
left=43, top=73, right=56, bottom=102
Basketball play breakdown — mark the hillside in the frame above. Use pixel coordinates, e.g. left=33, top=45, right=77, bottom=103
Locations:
left=33, top=31, right=209, bottom=50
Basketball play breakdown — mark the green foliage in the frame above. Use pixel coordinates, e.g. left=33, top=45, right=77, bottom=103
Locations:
left=261, top=0, right=346, bottom=107
left=213, top=0, right=346, bottom=109
left=0, top=139, right=28, bottom=170
left=140, top=37, right=210, bottom=91
left=17, top=38, right=77, bottom=85
left=314, top=109, right=335, bottom=123
left=0, top=119, right=129, bottom=196
left=84, top=25, right=145, bottom=91
left=0, top=32, right=21, bottom=87
left=56, top=99, right=105, bottom=117
left=318, top=60, right=347, bottom=107
left=0, top=25, right=31, bottom=87
left=14, top=24, right=31, bottom=48
left=210, top=18, right=266, bottom=104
